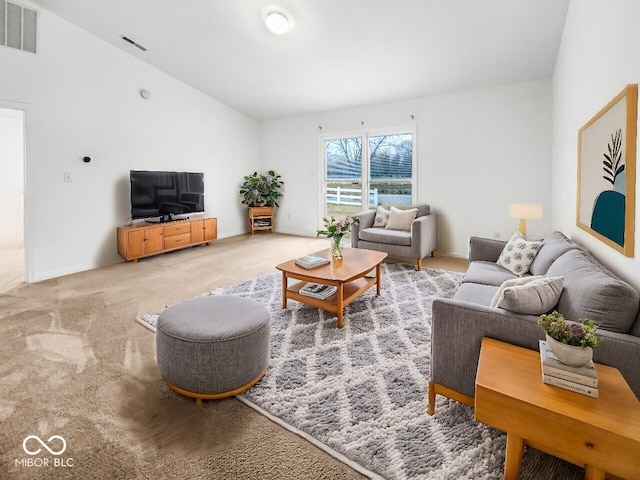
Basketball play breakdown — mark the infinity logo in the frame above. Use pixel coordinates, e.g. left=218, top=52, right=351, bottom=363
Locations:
left=22, top=435, right=67, bottom=456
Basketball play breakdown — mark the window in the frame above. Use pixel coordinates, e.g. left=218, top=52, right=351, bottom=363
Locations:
left=322, top=128, right=415, bottom=219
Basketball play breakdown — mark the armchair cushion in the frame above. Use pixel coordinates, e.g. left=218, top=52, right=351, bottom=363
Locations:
left=386, top=207, right=418, bottom=231
left=359, top=227, right=411, bottom=246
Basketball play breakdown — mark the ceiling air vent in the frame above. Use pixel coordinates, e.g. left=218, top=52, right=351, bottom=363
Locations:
left=0, top=0, right=37, bottom=53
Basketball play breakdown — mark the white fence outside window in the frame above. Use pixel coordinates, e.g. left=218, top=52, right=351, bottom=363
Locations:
left=326, top=187, right=378, bottom=206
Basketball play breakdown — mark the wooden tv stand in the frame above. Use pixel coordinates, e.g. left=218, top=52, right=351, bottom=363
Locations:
left=117, top=217, right=217, bottom=262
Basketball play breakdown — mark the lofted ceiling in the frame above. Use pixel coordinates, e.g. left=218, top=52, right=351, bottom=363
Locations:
left=29, top=0, right=570, bottom=121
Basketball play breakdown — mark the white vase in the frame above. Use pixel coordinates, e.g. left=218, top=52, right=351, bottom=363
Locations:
left=545, top=334, right=593, bottom=367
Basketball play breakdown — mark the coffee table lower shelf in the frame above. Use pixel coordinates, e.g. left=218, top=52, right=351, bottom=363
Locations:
left=284, top=276, right=376, bottom=328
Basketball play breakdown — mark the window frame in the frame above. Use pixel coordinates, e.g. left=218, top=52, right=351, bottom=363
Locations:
left=318, top=125, right=417, bottom=224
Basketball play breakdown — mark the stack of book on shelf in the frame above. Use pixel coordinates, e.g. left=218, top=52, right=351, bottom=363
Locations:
left=299, top=282, right=337, bottom=299
left=295, top=254, right=330, bottom=269
left=539, top=340, right=599, bottom=398
left=254, top=219, right=271, bottom=227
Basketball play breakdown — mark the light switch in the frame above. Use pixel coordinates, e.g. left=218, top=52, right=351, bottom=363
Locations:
left=63, top=172, right=72, bottom=182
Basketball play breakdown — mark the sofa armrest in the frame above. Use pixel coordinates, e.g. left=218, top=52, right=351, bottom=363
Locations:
left=431, top=298, right=543, bottom=398
left=469, top=236, right=506, bottom=262
left=350, top=210, right=375, bottom=247
left=410, top=213, right=437, bottom=258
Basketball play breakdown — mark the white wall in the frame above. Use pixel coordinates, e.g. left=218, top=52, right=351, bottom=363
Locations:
left=0, top=4, right=260, bottom=282
left=553, top=0, right=640, bottom=289
left=262, top=80, right=553, bottom=256
left=0, top=108, right=24, bottom=246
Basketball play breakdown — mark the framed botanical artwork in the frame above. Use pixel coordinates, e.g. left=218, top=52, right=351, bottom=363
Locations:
left=577, top=84, right=638, bottom=257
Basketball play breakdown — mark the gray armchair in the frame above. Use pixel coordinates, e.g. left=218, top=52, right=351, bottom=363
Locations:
left=350, top=204, right=437, bottom=270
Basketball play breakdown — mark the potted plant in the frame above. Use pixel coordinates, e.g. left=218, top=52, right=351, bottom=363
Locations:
left=239, top=170, right=284, bottom=207
left=538, top=311, right=601, bottom=367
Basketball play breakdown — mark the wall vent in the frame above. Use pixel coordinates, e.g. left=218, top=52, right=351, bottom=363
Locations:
left=1, top=1, right=37, bottom=54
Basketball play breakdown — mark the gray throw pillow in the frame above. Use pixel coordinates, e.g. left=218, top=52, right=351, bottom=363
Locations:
left=491, top=276, right=564, bottom=315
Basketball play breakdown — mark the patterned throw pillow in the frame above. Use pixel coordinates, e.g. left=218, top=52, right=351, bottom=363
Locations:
left=497, top=232, right=542, bottom=276
left=372, top=206, right=390, bottom=227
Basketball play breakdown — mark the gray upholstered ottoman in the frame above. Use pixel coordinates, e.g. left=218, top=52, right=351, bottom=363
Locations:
left=156, top=295, right=270, bottom=403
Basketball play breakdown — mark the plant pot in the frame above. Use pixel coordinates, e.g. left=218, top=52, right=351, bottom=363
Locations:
left=546, top=334, right=593, bottom=367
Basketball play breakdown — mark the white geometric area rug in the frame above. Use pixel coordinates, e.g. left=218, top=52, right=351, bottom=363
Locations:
left=138, top=264, right=581, bottom=480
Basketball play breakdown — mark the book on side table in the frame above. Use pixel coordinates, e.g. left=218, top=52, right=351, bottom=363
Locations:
left=539, top=340, right=599, bottom=398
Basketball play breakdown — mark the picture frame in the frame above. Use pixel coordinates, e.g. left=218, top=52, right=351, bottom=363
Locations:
left=577, top=84, right=637, bottom=257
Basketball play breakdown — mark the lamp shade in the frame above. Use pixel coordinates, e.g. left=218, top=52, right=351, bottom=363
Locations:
left=508, top=203, right=542, bottom=236
left=508, top=203, right=543, bottom=220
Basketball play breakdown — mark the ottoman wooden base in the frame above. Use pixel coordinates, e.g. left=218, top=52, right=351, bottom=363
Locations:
left=165, top=366, right=268, bottom=404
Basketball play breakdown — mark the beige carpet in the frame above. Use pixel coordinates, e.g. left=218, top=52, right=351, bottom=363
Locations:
left=0, top=233, right=470, bottom=479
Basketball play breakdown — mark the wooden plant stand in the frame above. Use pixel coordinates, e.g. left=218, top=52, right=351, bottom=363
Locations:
left=248, top=206, right=274, bottom=234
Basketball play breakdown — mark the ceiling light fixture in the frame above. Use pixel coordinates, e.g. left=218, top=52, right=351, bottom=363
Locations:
left=263, top=6, right=294, bottom=35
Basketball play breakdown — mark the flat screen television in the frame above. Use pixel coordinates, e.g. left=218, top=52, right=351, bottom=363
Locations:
left=130, top=170, right=204, bottom=220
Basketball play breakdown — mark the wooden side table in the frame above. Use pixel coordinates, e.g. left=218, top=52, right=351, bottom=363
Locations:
left=475, top=337, right=640, bottom=480
left=248, top=206, right=274, bottom=234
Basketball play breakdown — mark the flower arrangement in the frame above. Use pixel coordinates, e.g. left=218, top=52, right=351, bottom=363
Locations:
left=316, top=216, right=359, bottom=239
left=538, top=311, right=601, bottom=349
left=317, top=216, right=359, bottom=258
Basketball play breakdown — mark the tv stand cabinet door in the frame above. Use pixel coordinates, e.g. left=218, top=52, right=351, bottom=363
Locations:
left=203, top=218, right=217, bottom=242
left=126, top=227, right=163, bottom=260
left=145, top=227, right=164, bottom=254
left=191, top=220, right=205, bottom=243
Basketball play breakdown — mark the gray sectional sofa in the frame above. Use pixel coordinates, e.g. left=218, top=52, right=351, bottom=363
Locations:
left=429, top=232, right=640, bottom=414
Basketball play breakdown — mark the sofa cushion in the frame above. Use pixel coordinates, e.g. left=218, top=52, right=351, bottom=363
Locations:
left=490, top=276, right=564, bottom=315
left=462, top=261, right=519, bottom=287
left=546, top=249, right=640, bottom=333
left=385, top=207, right=418, bottom=231
left=359, top=227, right=412, bottom=246
left=496, top=232, right=542, bottom=276
left=529, top=231, right=580, bottom=276
left=452, top=282, right=499, bottom=307
left=372, top=206, right=390, bottom=227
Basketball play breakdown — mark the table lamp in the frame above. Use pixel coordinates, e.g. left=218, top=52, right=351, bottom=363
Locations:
left=508, top=203, right=543, bottom=236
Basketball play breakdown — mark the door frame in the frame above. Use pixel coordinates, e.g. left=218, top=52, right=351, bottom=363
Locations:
left=0, top=101, right=31, bottom=283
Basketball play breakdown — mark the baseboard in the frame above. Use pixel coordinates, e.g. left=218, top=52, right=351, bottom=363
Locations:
left=33, top=261, right=101, bottom=283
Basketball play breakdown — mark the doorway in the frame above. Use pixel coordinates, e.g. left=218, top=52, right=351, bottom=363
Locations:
left=0, top=107, right=25, bottom=290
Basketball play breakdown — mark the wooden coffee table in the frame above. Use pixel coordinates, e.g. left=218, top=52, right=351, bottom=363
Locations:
left=275, top=248, right=387, bottom=328
left=475, top=337, right=640, bottom=480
